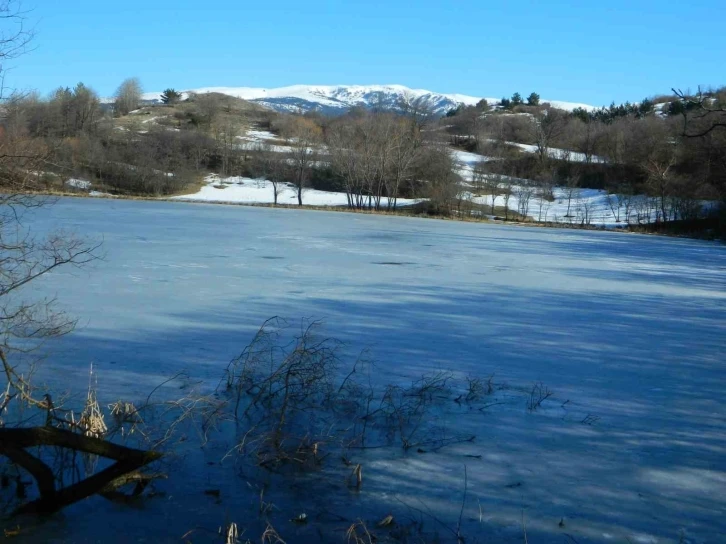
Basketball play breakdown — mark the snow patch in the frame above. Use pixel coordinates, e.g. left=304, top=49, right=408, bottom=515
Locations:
left=173, top=175, right=420, bottom=207
left=65, top=178, right=92, bottom=190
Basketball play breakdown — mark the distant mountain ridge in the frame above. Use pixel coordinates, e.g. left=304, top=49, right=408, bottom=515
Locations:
left=139, top=84, right=595, bottom=115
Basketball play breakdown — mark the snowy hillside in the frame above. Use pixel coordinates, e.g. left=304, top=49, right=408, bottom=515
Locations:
left=140, top=84, right=595, bottom=115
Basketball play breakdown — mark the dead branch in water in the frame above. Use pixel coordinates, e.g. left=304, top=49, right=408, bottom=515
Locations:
left=0, top=426, right=161, bottom=515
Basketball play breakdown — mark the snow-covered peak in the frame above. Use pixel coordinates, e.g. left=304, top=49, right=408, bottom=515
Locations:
left=139, top=84, right=595, bottom=115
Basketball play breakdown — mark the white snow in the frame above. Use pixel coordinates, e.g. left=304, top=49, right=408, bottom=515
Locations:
left=541, top=99, right=597, bottom=112
left=452, top=149, right=495, bottom=167
left=504, top=141, right=604, bottom=163
left=64, top=178, right=92, bottom=189
left=136, top=84, right=595, bottom=114
left=235, top=139, right=294, bottom=153
left=173, top=175, right=420, bottom=207
left=243, top=129, right=278, bottom=141
left=471, top=183, right=681, bottom=226
left=451, top=149, right=645, bottom=225
left=452, top=148, right=496, bottom=180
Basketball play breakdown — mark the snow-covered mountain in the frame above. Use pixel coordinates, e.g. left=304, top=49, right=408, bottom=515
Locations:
left=141, top=84, right=595, bottom=115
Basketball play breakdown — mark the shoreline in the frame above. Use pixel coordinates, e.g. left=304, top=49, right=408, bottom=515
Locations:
left=18, top=189, right=722, bottom=242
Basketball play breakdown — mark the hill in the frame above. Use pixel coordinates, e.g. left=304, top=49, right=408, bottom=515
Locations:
left=138, top=84, right=595, bottom=115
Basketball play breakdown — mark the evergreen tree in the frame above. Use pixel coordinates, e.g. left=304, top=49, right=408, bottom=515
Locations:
left=666, top=100, right=685, bottom=116
left=527, top=92, right=540, bottom=106
left=475, top=98, right=490, bottom=111
left=500, top=97, right=512, bottom=110
left=161, top=88, right=183, bottom=105
left=637, top=98, right=654, bottom=118
left=571, top=107, right=591, bottom=123
left=511, top=92, right=523, bottom=106
left=445, top=105, right=463, bottom=117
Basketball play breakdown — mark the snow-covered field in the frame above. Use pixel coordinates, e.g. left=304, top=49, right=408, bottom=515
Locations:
left=505, top=141, right=605, bottom=163
left=64, top=178, right=92, bottom=190
left=22, top=199, right=726, bottom=543
left=173, top=175, right=421, bottom=207
left=472, top=185, right=663, bottom=226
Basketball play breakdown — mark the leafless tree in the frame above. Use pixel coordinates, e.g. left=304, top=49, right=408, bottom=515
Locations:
left=252, top=143, right=287, bottom=205
left=284, top=117, right=321, bottom=206
left=626, top=117, right=681, bottom=222
left=213, top=115, right=243, bottom=176
left=386, top=115, right=422, bottom=210
left=530, top=108, right=567, bottom=163
left=327, top=112, right=422, bottom=211
left=500, top=177, right=513, bottom=220
left=398, top=91, right=436, bottom=131
left=327, top=120, right=365, bottom=208
left=535, top=185, right=552, bottom=222
left=515, top=183, right=534, bottom=218
left=415, top=145, right=460, bottom=214
left=606, top=192, right=622, bottom=223
left=114, top=77, right=143, bottom=116
left=575, top=193, right=595, bottom=226
left=672, top=86, right=726, bottom=138
left=569, top=117, right=602, bottom=164
left=562, top=179, right=579, bottom=221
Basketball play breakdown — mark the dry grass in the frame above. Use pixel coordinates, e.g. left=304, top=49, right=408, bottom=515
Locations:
left=260, top=523, right=285, bottom=544
left=346, top=520, right=374, bottom=544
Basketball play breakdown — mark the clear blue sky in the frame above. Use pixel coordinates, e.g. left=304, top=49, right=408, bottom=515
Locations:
left=8, top=0, right=725, bottom=107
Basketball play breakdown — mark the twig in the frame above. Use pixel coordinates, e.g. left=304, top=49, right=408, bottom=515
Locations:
left=456, top=465, right=468, bottom=543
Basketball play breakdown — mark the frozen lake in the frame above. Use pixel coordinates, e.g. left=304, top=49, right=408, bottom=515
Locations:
left=20, top=198, right=726, bottom=542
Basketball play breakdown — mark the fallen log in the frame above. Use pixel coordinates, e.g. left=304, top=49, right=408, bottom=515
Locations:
left=0, top=426, right=162, bottom=515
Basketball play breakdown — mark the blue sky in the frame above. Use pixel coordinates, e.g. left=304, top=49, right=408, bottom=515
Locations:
left=7, top=0, right=725, bottom=106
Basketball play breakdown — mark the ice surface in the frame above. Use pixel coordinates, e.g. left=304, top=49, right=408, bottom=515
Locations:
left=16, top=198, right=726, bottom=543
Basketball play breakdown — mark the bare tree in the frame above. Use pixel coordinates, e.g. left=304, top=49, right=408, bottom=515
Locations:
left=535, top=184, right=552, bottom=222
left=284, top=117, right=321, bottom=206
left=483, top=174, right=502, bottom=215
left=500, top=177, right=513, bottom=220
left=252, top=143, right=287, bottom=205
left=213, top=115, right=243, bottom=176
left=114, top=77, right=142, bottom=116
left=327, top=119, right=365, bottom=209
left=398, top=91, right=435, bottom=131
left=386, top=115, right=422, bottom=210
left=672, top=86, right=726, bottom=138
left=327, top=112, right=418, bottom=211
left=530, top=108, right=567, bottom=164
left=569, top=117, right=602, bottom=164
left=606, top=193, right=622, bottom=223
left=515, top=183, right=534, bottom=218
left=414, top=145, right=459, bottom=215
left=626, top=117, right=681, bottom=222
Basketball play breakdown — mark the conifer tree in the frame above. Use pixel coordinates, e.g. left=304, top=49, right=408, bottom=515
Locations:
left=161, top=88, right=183, bottom=105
